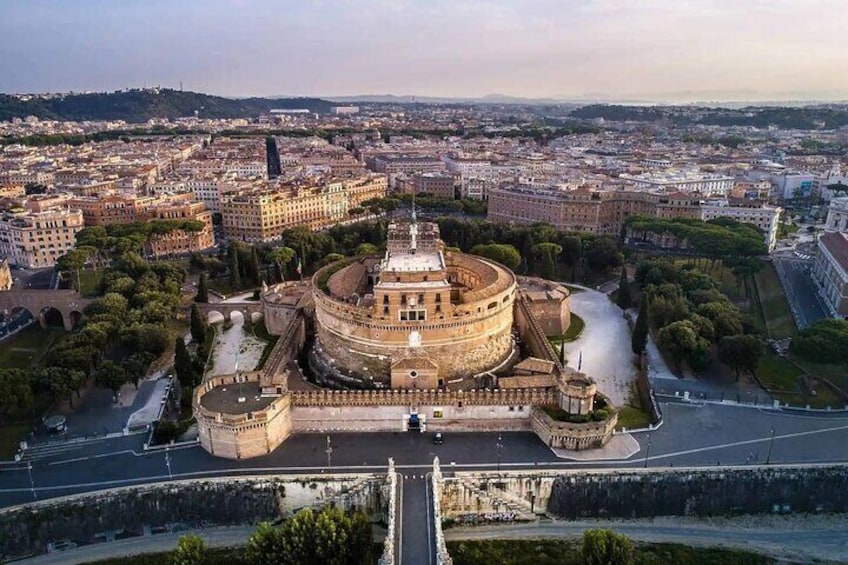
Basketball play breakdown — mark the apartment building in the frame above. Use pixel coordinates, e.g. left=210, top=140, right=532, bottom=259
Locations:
left=145, top=200, right=215, bottom=257
left=825, top=197, right=848, bottom=232
left=221, top=175, right=387, bottom=242
left=414, top=173, right=456, bottom=199
left=623, top=171, right=734, bottom=196
left=812, top=231, right=848, bottom=318
left=0, top=206, right=84, bottom=267
left=700, top=200, right=782, bottom=251
left=489, top=184, right=781, bottom=249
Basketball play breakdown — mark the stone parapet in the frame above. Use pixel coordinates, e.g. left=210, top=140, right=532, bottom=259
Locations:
left=530, top=405, right=617, bottom=451
left=290, top=388, right=558, bottom=408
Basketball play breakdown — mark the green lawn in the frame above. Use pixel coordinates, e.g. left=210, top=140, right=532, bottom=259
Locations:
left=753, top=264, right=796, bottom=339
left=548, top=313, right=586, bottom=349
left=0, top=324, right=63, bottom=370
left=756, top=351, right=803, bottom=393
left=616, top=405, right=652, bottom=431
left=249, top=320, right=279, bottom=371
left=77, top=269, right=102, bottom=297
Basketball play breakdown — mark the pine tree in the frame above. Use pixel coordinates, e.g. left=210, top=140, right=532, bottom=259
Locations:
left=617, top=268, right=632, bottom=310
left=195, top=273, right=209, bottom=303
left=631, top=295, right=650, bottom=355
left=190, top=304, right=206, bottom=344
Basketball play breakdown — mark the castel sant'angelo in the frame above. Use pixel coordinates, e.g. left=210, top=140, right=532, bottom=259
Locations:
left=193, top=214, right=618, bottom=459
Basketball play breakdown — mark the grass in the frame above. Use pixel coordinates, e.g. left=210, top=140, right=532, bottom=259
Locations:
left=77, top=269, right=102, bottom=297
left=0, top=324, right=64, bottom=370
left=753, top=264, right=796, bottom=339
left=446, top=539, right=775, bottom=565
left=548, top=313, right=585, bottom=347
left=756, top=351, right=803, bottom=393
left=756, top=351, right=846, bottom=408
left=249, top=320, right=279, bottom=371
left=616, top=405, right=652, bottom=431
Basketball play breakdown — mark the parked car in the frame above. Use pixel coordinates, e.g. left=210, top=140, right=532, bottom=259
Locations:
left=433, top=432, right=443, bottom=445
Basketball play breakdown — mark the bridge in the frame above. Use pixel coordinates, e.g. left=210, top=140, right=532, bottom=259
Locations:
left=0, top=289, right=94, bottom=330
left=192, top=301, right=264, bottom=324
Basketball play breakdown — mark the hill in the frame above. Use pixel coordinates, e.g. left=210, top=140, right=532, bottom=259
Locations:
left=0, top=89, right=335, bottom=122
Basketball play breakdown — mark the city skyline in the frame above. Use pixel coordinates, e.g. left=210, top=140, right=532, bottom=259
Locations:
left=2, top=0, right=847, bottom=102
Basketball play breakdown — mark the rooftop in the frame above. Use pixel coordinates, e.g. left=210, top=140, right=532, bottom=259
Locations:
left=199, top=382, right=277, bottom=414
left=383, top=250, right=444, bottom=272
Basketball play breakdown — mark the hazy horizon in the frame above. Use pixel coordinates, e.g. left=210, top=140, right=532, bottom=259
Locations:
left=2, top=0, right=847, bottom=103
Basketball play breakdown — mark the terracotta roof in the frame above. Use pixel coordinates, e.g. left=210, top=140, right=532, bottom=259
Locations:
left=513, top=357, right=556, bottom=375
left=820, top=232, right=848, bottom=274
left=499, top=374, right=556, bottom=389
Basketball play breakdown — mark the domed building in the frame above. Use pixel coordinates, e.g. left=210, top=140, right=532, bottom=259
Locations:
left=310, top=217, right=519, bottom=389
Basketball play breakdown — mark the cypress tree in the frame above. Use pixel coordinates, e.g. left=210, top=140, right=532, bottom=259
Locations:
left=195, top=273, right=209, bottom=303
left=229, top=246, right=241, bottom=290
left=190, top=303, right=206, bottom=344
left=617, top=268, right=632, bottom=310
left=631, top=295, right=650, bottom=355
left=251, top=246, right=262, bottom=285
left=174, top=337, right=196, bottom=389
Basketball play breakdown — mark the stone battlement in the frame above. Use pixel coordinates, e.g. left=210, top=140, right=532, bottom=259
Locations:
left=290, top=387, right=558, bottom=407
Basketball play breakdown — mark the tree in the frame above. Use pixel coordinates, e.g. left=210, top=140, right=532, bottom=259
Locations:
left=718, top=334, right=764, bottom=380
left=354, top=242, right=378, bottom=256
left=631, top=296, right=650, bottom=355
left=532, top=242, right=562, bottom=280
left=190, top=304, right=207, bottom=344
left=246, top=507, right=373, bottom=565
left=229, top=244, right=241, bottom=290
left=195, top=273, right=209, bottom=303
left=174, top=337, right=197, bottom=389
left=616, top=269, right=632, bottom=310
left=0, top=369, right=33, bottom=418
left=470, top=243, right=521, bottom=271
left=791, top=319, right=848, bottom=364
left=170, top=534, right=207, bottom=565
left=269, top=246, right=295, bottom=281
left=95, top=360, right=127, bottom=396
left=584, top=236, right=623, bottom=274
left=657, top=320, right=701, bottom=373
left=122, top=352, right=154, bottom=388
left=582, top=529, right=634, bottom=565
left=250, top=246, right=262, bottom=285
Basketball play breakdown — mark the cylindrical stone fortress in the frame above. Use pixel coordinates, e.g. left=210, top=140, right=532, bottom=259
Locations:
left=310, top=219, right=518, bottom=388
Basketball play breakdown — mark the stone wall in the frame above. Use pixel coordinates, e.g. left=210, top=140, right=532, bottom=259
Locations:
left=0, top=474, right=388, bottom=560
left=514, top=295, right=561, bottom=366
left=194, top=373, right=293, bottom=459
left=547, top=466, right=848, bottom=518
left=530, top=406, right=616, bottom=451
left=438, top=466, right=848, bottom=525
left=291, top=404, right=534, bottom=433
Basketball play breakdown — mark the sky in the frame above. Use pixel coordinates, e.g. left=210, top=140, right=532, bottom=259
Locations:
left=1, top=0, right=847, bottom=102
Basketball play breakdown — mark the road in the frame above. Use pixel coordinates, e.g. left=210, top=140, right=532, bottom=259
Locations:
left=771, top=256, right=829, bottom=328
left=4, top=402, right=848, bottom=509
left=399, top=473, right=437, bottom=565
left=444, top=518, right=848, bottom=563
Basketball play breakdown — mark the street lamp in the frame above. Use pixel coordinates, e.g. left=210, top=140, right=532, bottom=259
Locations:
left=326, top=435, right=333, bottom=469
left=496, top=433, right=504, bottom=472
left=766, top=428, right=776, bottom=465
left=165, top=447, right=173, bottom=479
left=643, top=433, right=652, bottom=469
left=27, top=461, right=37, bottom=501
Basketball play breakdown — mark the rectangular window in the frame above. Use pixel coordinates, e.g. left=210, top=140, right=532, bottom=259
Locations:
left=399, top=309, right=426, bottom=322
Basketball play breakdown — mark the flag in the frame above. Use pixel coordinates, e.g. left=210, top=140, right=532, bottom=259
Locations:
left=578, top=350, right=583, bottom=371
left=296, top=257, right=302, bottom=276
left=559, top=339, right=566, bottom=365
